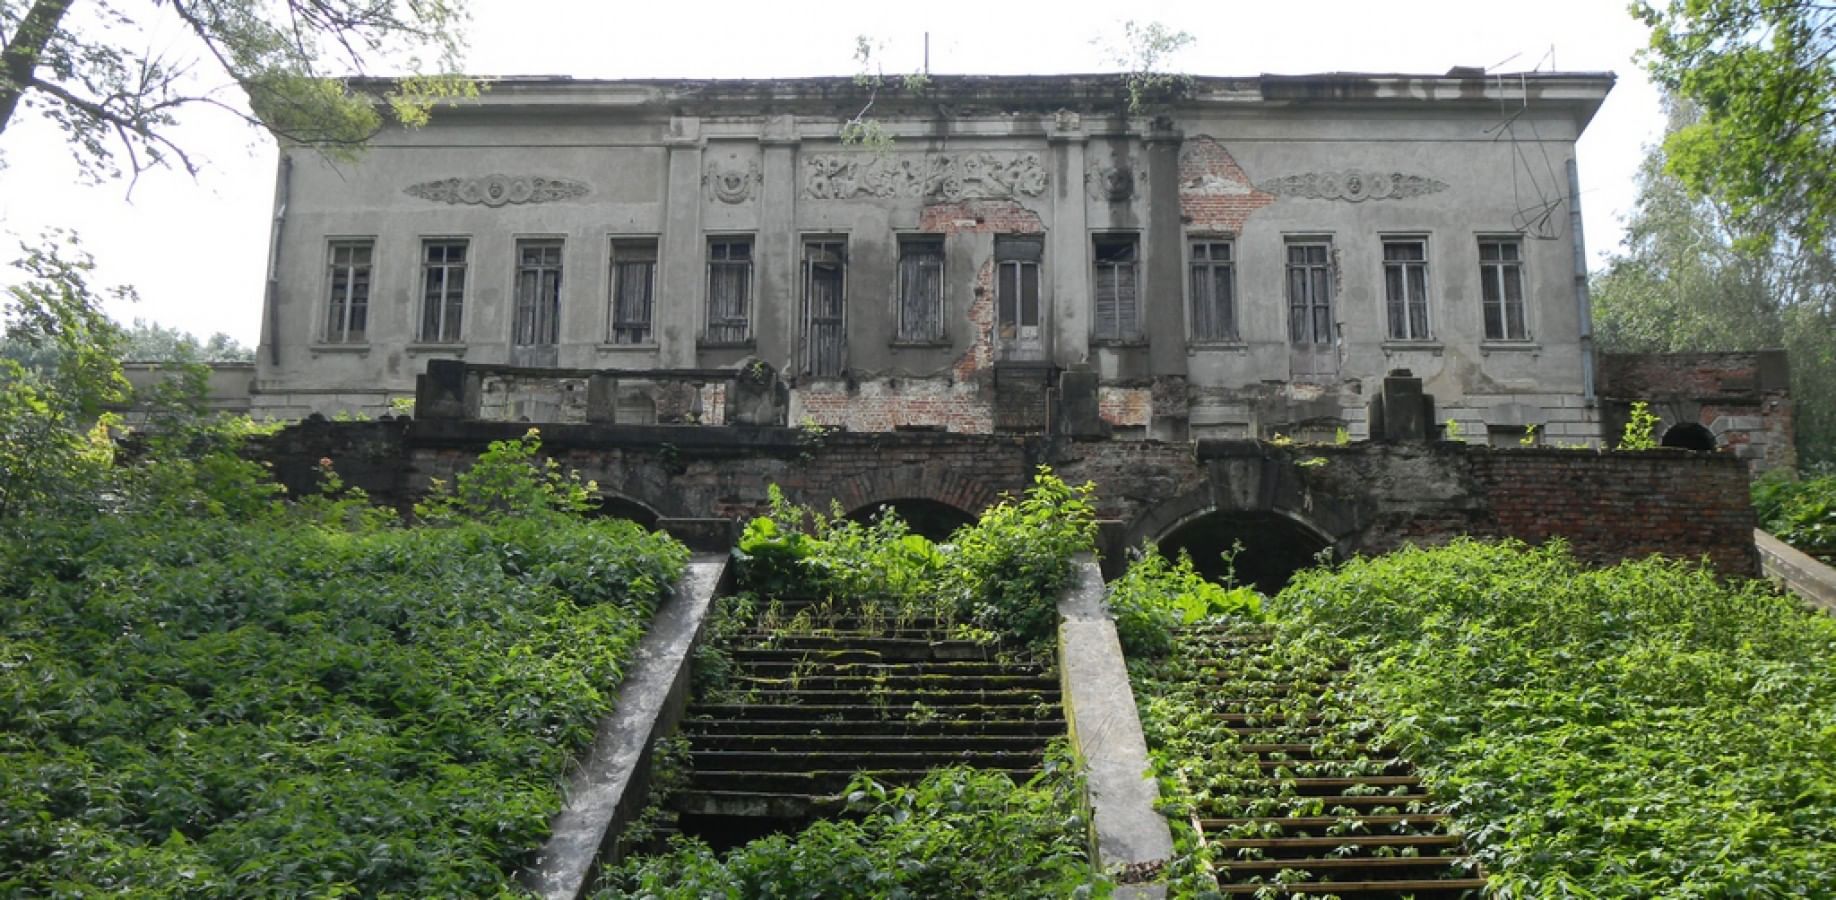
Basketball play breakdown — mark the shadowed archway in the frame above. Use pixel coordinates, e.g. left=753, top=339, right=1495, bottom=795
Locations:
left=587, top=494, right=662, bottom=529
left=1156, top=510, right=1334, bottom=594
left=1661, top=422, right=1718, bottom=453
left=845, top=497, right=977, bottom=542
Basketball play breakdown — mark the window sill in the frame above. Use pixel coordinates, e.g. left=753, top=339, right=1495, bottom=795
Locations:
left=310, top=343, right=370, bottom=354
left=1188, top=340, right=1247, bottom=352
left=1480, top=341, right=1540, bottom=354
left=597, top=342, right=659, bottom=351
left=889, top=340, right=951, bottom=349
left=1091, top=338, right=1149, bottom=349
left=405, top=343, right=466, bottom=355
left=697, top=339, right=756, bottom=350
left=1382, top=341, right=1443, bottom=354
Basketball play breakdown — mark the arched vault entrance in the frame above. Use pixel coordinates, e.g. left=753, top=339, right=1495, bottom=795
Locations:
left=845, top=497, right=977, bottom=542
left=1156, top=510, right=1333, bottom=595
left=1661, top=422, right=1718, bottom=453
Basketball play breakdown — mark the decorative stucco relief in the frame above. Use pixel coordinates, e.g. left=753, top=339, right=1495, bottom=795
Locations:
left=1258, top=169, right=1448, bottom=202
left=1086, top=158, right=1136, bottom=202
left=803, top=152, right=1048, bottom=201
left=704, top=159, right=760, bottom=204
left=403, top=174, right=589, bottom=206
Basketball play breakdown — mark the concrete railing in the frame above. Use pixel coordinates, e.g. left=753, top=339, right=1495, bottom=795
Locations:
left=1756, top=529, right=1836, bottom=615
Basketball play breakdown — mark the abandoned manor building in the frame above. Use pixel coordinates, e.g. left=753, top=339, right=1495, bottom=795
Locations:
left=248, top=70, right=1635, bottom=445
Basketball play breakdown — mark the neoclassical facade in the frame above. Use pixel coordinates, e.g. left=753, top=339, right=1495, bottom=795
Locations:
left=254, top=71, right=1614, bottom=443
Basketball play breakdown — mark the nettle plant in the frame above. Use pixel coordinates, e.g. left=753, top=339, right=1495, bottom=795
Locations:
left=731, top=468, right=1097, bottom=647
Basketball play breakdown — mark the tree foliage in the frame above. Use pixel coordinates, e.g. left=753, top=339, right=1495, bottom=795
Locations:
left=1591, top=99, right=1836, bottom=465
left=115, top=318, right=252, bottom=362
left=0, top=0, right=475, bottom=183
left=1636, top=0, right=1836, bottom=248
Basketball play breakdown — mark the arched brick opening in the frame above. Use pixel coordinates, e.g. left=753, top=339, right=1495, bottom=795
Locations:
left=587, top=493, right=663, bottom=529
left=1152, top=507, right=1335, bottom=594
left=816, top=466, right=1010, bottom=526
left=844, top=498, right=978, bottom=542
left=1661, top=422, right=1718, bottom=453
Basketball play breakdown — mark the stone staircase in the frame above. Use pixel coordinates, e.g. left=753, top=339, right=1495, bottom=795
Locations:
left=1178, top=622, right=1487, bottom=898
left=668, top=602, right=1063, bottom=848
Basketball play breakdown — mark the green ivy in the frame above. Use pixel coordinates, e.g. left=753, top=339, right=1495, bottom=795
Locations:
left=1753, top=470, right=1836, bottom=563
left=598, top=757, right=1102, bottom=899
left=1105, top=546, right=1265, bottom=658
left=1270, top=540, right=1836, bottom=896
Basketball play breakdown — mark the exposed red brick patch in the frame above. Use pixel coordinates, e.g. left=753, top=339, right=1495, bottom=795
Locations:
left=1179, top=136, right=1275, bottom=233
left=918, top=199, right=1045, bottom=235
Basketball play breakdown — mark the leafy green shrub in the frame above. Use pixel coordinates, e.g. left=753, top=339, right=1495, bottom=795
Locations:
left=1753, top=470, right=1836, bottom=562
left=0, top=420, right=689, bottom=895
left=1268, top=540, right=1836, bottom=896
left=1106, top=546, right=1265, bottom=658
left=414, top=426, right=596, bottom=522
left=598, top=761, right=1098, bottom=898
left=951, top=469, right=1097, bottom=645
left=1616, top=399, right=1661, bottom=450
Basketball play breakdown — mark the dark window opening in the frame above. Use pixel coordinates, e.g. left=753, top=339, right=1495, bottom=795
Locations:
left=707, top=238, right=753, bottom=343
left=897, top=238, right=945, bottom=342
left=611, top=240, right=657, bottom=344
left=1190, top=240, right=1236, bottom=342
left=803, top=239, right=847, bottom=376
left=1285, top=241, right=1333, bottom=346
left=419, top=239, right=466, bottom=343
left=513, top=239, right=563, bottom=346
left=1093, top=234, right=1140, bottom=341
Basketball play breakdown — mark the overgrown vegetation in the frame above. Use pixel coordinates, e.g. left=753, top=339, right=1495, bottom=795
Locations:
left=731, top=469, right=1097, bottom=647
left=597, top=756, right=1099, bottom=898
left=1271, top=540, right=1836, bottom=895
left=1105, top=544, right=1263, bottom=658
left=1, top=427, right=688, bottom=894
left=1753, top=470, right=1836, bottom=563
left=1130, top=540, right=1836, bottom=895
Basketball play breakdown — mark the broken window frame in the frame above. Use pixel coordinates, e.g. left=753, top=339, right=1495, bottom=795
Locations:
left=1091, top=233, right=1142, bottom=342
left=418, top=238, right=467, bottom=344
left=994, top=235, right=1043, bottom=354
left=802, top=237, right=848, bottom=376
left=1381, top=237, right=1431, bottom=341
left=512, top=238, right=564, bottom=347
left=1285, top=239, right=1335, bottom=346
left=1478, top=237, right=1529, bottom=341
left=895, top=236, right=946, bottom=343
left=1188, top=238, right=1237, bottom=343
left=324, top=239, right=373, bottom=344
left=705, top=236, right=754, bottom=344
left=609, top=238, right=658, bottom=345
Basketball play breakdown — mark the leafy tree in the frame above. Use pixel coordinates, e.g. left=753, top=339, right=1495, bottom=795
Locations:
left=117, top=318, right=252, bottom=362
left=1592, top=99, right=1836, bottom=466
left=0, top=0, right=474, bottom=183
left=1636, top=1, right=1836, bottom=248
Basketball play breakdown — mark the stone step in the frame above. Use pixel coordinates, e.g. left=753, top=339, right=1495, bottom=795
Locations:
left=1212, top=879, right=1488, bottom=897
left=690, top=733, right=1053, bottom=752
left=1216, top=855, right=1479, bottom=878
left=1210, top=833, right=1464, bottom=856
left=681, top=717, right=1066, bottom=737
left=1198, top=794, right=1444, bottom=816
left=685, top=767, right=1040, bottom=794
left=734, top=634, right=999, bottom=654
left=730, top=645, right=995, bottom=663
left=1201, top=813, right=1453, bottom=836
left=688, top=702, right=1059, bottom=722
left=689, top=748, right=1047, bottom=771
left=727, top=673, right=1057, bottom=692
left=711, top=688, right=1058, bottom=707
left=669, top=790, right=841, bottom=819
left=733, top=659, right=1040, bottom=678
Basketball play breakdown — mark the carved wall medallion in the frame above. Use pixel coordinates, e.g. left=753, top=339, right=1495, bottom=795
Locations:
left=404, top=174, right=589, bottom=207
left=1258, top=169, right=1448, bottom=202
left=1086, top=158, right=1136, bottom=202
left=705, top=159, right=760, bottom=204
left=802, top=152, right=1049, bottom=201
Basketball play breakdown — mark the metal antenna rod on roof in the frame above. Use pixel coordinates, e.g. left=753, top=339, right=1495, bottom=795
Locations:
left=924, top=32, right=930, bottom=76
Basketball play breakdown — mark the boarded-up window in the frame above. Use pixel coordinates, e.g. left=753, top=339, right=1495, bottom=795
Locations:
left=1189, top=240, right=1236, bottom=341
left=419, top=239, right=466, bottom=343
left=897, top=238, right=945, bottom=342
left=610, top=239, right=657, bottom=344
left=995, top=236, right=1042, bottom=351
left=513, top=239, right=564, bottom=346
left=706, top=237, right=752, bottom=343
left=1479, top=238, right=1527, bottom=341
left=1092, top=234, right=1140, bottom=341
left=325, top=240, right=372, bottom=343
left=1382, top=238, right=1430, bottom=340
left=1285, top=240, right=1333, bottom=346
left=803, top=238, right=847, bottom=376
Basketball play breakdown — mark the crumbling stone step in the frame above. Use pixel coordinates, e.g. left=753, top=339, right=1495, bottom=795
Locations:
left=688, top=767, right=1041, bottom=794
left=736, top=635, right=998, bottom=655
left=687, top=702, right=1058, bottom=722
left=1217, top=856, right=1477, bottom=878
left=688, top=733, right=1052, bottom=752
left=727, top=673, right=1056, bottom=692
left=1201, top=813, right=1453, bottom=835
left=1212, top=879, right=1490, bottom=897
left=680, top=717, right=1065, bottom=737
left=729, top=644, right=995, bottom=662
left=735, top=660, right=1035, bottom=678
left=718, top=688, right=1058, bottom=707
left=689, top=749, right=1046, bottom=770
left=1212, top=833, right=1464, bottom=856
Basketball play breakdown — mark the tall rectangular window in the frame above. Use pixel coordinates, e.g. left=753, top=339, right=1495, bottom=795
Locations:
left=803, top=238, right=847, bottom=376
left=419, top=239, right=467, bottom=343
left=324, top=239, right=372, bottom=343
left=1189, top=240, right=1236, bottom=342
left=1092, top=234, right=1141, bottom=341
left=896, top=237, right=945, bottom=342
left=706, top=237, right=753, bottom=343
left=995, top=235, right=1042, bottom=352
left=1479, top=238, right=1528, bottom=341
left=1285, top=240, right=1334, bottom=345
left=1382, top=238, right=1430, bottom=341
left=513, top=239, right=563, bottom=346
left=610, top=239, right=657, bottom=344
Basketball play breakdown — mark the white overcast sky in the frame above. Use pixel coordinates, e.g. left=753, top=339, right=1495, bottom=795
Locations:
left=0, top=0, right=1662, bottom=347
